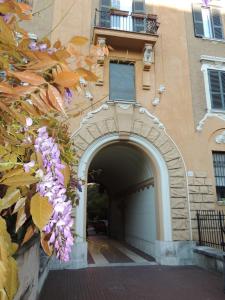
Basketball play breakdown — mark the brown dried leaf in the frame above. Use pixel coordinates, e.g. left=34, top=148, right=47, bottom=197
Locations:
left=54, top=71, right=79, bottom=88
left=22, top=225, right=35, bottom=245
left=47, top=85, right=66, bottom=114
left=70, top=36, right=88, bottom=46
left=41, top=232, right=53, bottom=256
left=10, top=71, right=46, bottom=86
left=15, top=207, right=27, bottom=232
left=76, top=68, right=98, bottom=82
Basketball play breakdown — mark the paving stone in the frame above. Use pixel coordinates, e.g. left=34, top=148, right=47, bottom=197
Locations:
left=40, top=265, right=225, bottom=300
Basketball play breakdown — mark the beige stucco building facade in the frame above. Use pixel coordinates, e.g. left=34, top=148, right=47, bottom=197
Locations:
left=25, top=0, right=225, bottom=267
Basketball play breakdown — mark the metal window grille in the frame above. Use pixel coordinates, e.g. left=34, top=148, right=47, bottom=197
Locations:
left=197, top=210, right=225, bottom=251
left=213, top=152, right=225, bottom=201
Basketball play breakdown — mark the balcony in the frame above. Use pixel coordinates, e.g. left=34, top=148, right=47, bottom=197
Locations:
left=93, top=9, right=159, bottom=51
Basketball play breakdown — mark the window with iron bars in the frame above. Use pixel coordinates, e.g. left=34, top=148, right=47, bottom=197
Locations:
left=212, top=151, right=225, bottom=201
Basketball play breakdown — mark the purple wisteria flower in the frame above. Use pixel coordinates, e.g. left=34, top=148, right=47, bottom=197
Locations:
left=202, top=0, right=210, bottom=6
left=64, top=88, right=73, bottom=105
left=24, top=160, right=35, bottom=173
left=35, top=126, right=74, bottom=262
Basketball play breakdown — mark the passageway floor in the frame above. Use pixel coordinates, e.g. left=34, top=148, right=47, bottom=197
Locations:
left=40, top=265, right=224, bottom=300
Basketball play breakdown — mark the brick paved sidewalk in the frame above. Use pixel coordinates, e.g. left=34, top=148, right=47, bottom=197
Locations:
left=40, top=266, right=224, bottom=300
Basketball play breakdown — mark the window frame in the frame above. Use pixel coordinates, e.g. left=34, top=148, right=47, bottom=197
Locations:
left=202, top=62, right=225, bottom=112
left=192, top=2, right=224, bottom=40
left=212, top=151, right=225, bottom=202
left=109, top=60, right=136, bottom=102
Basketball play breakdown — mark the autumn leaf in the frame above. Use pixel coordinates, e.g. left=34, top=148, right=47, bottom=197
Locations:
left=15, top=207, right=27, bottom=232
left=47, top=84, right=66, bottom=115
left=0, top=82, right=13, bottom=94
left=30, top=193, right=53, bottom=231
left=10, top=70, right=46, bottom=86
left=0, top=217, right=19, bottom=299
left=0, top=17, right=15, bottom=47
left=76, top=68, right=98, bottom=82
left=4, top=257, right=19, bottom=299
left=15, top=2, right=32, bottom=13
left=53, top=40, right=62, bottom=49
left=12, top=197, right=26, bottom=215
left=0, top=168, right=25, bottom=181
left=1, top=174, right=38, bottom=187
left=0, top=187, right=21, bottom=212
left=41, top=232, right=53, bottom=256
left=22, top=225, right=36, bottom=245
left=0, top=162, right=15, bottom=172
left=70, top=36, right=88, bottom=46
left=54, top=71, right=79, bottom=88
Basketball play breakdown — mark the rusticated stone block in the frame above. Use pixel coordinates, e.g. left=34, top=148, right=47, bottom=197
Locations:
left=205, top=178, right=213, bottom=186
left=164, top=149, right=180, bottom=162
left=79, top=128, right=94, bottom=145
left=172, top=219, right=188, bottom=230
left=106, top=118, right=117, bottom=132
left=191, top=202, right=215, bottom=210
left=74, top=135, right=88, bottom=151
left=194, top=178, right=205, bottom=186
left=98, top=120, right=110, bottom=135
left=203, top=195, right=215, bottom=203
left=191, top=219, right=198, bottom=229
left=167, top=158, right=183, bottom=170
left=141, top=125, right=151, bottom=138
left=172, top=208, right=188, bottom=218
left=133, top=121, right=143, bottom=135
left=171, top=188, right=187, bottom=198
left=154, top=135, right=169, bottom=148
left=160, top=141, right=173, bottom=154
left=189, top=194, right=202, bottom=203
left=171, top=198, right=186, bottom=209
left=189, top=186, right=200, bottom=194
left=188, top=177, right=195, bottom=185
left=191, top=210, right=198, bottom=219
left=173, top=230, right=190, bottom=241
left=199, top=186, right=209, bottom=194
left=192, top=229, right=199, bottom=241
left=190, top=203, right=201, bottom=211
left=208, top=186, right=214, bottom=195
left=195, top=171, right=207, bottom=178
left=147, top=127, right=160, bottom=142
left=87, top=124, right=101, bottom=139
left=170, top=177, right=186, bottom=188
left=169, top=168, right=185, bottom=178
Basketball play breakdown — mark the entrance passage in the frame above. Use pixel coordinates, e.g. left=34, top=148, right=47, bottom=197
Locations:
left=87, top=142, right=157, bottom=265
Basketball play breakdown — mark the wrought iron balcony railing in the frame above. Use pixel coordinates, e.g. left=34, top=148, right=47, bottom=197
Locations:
left=94, top=9, right=159, bottom=35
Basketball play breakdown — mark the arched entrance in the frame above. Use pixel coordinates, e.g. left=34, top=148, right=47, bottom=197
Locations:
left=69, top=103, right=192, bottom=269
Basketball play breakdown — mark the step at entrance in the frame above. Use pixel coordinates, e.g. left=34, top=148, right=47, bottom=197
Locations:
left=88, top=236, right=157, bottom=267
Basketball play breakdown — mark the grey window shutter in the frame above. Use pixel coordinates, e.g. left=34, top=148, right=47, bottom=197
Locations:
left=192, top=3, right=204, bottom=37
left=132, top=0, right=145, bottom=32
left=132, top=0, right=145, bottom=13
left=100, top=0, right=111, bottom=28
left=211, top=8, right=224, bottom=39
left=208, top=69, right=223, bottom=109
left=110, top=62, right=135, bottom=101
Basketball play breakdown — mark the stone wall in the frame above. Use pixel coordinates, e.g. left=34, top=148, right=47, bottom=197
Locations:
left=188, top=172, right=215, bottom=241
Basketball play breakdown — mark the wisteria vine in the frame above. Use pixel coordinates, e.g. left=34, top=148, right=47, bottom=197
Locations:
left=34, top=127, right=74, bottom=262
